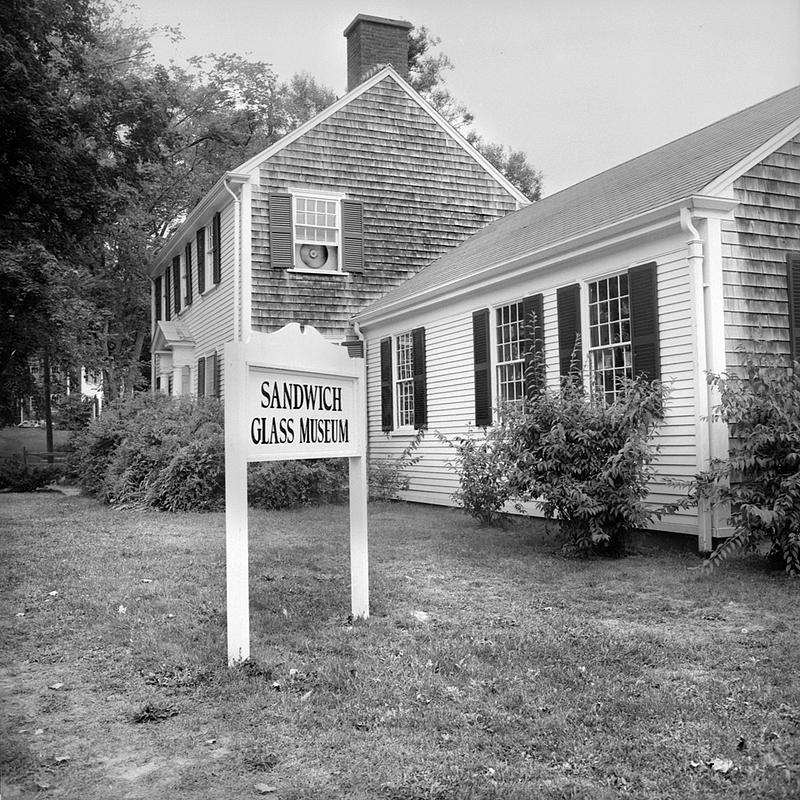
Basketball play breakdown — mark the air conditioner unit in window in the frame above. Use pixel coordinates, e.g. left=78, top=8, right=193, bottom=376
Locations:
left=296, top=243, right=338, bottom=270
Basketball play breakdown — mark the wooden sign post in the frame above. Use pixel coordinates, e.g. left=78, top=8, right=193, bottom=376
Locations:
left=223, top=324, right=368, bottom=664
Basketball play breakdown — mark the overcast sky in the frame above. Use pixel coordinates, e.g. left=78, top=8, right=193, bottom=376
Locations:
left=131, top=0, right=800, bottom=196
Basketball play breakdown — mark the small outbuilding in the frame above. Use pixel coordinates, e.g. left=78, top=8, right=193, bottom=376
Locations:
left=355, top=85, right=800, bottom=549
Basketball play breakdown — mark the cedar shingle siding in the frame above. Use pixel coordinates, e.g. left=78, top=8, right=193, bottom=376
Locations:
left=250, top=77, right=518, bottom=338
left=722, top=134, right=800, bottom=367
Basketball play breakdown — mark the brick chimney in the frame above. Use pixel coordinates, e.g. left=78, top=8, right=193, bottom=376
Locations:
left=344, top=14, right=413, bottom=91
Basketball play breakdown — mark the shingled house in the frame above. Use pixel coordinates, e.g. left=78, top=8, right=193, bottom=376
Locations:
left=148, top=14, right=526, bottom=397
left=354, top=85, right=800, bottom=550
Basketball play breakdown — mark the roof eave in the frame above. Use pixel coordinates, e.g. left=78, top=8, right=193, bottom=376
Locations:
left=148, top=172, right=250, bottom=277
left=355, top=194, right=737, bottom=328
left=701, top=116, right=800, bottom=196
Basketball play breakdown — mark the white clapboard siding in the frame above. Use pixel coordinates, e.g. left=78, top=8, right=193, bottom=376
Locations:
left=170, top=203, right=237, bottom=396
left=365, top=250, right=701, bottom=532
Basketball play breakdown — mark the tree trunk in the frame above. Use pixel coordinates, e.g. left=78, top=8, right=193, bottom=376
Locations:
left=43, top=351, right=54, bottom=464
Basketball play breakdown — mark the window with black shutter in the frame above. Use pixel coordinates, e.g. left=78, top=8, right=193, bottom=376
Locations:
left=164, top=268, right=171, bottom=321
left=380, top=338, right=393, bottom=432
left=154, top=276, right=162, bottom=322
left=522, top=294, right=545, bottom=399
left=628, top=262, right=660, bottom=381
left=269, top=193, right=293, bottom=270
left=412, top=327, right=427, bottom=429
left=196, top=228, right=206, bottom=294
left=172, top=256, right=181, bottom=314
left=342, top=199, right=364, bottom=273
left=557, top=284, right=581, bottom=384
left=473, top=308, right=492, bottom=426
left=197, top=357, right=205, bottom=397
left=184, top=242, right=193, bottom=305
left=212, top=212, right=222, bottom=284
left=787, top=253, right=800, bottom=362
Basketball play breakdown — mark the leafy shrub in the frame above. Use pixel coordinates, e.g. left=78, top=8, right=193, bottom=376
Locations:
left=368, top=430, right=424, bottom=502
left=445, top=375, right=667, bottom=551
left=694, top=359, right=800, bottom=574
left=510, top=377, right=667, bottom=554
left=0, top=456, right=62, bottom=492
left=439, top=424, right=517, bottom=526
left=68, top=394, right=225, bottom=510
left=248, top=459, right=347, bottom=509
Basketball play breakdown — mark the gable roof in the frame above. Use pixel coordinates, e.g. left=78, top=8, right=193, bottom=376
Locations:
left=233, top=65, right=528, bottom=204
left=359, top=84, right=800, bottom=320
left=149, top=66, right=528, bottom=276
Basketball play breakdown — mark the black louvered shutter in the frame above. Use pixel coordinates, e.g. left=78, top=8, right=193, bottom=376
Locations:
left=196, top=228, right=206, bottom=294
left=629, top=262, right=661, bottom=381
left=342, top=199, right=364, bottom=273
left=412, top=327, right=427, bottom=429
left=787, top=253, right=800, bottom=362
left=473, top=309, right=492, bottom=426
left=184, top=242, right=193, bottom=305
left=197, top=358, right=205, bottom=397
left=154, top=277, right=162, bottom=322
left=380, top=338, right=393, bottom=432
left=207, top=352, right=219, bottom=397
left=164, top=269, right=171, bottom=321
left=557, top=284, right=582, bottom=382
left=172, top=256, right=181, bottom=314
left=212, top=212, right=222, bottom=284
left=269, top=193, right=293, bottom=270
left=522, top=294, right=545, bottom=399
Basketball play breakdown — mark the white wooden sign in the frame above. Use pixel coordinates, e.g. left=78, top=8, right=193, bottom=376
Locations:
left=224, top=324, right=368, bottom=664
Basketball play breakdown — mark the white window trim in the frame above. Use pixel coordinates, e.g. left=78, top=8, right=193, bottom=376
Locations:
left=180, top=250, right=189, bottom=311
left=393, top=331, right=415, bottom=431
left=287, top=188, right=347, bottom=275
left=584, top=272, right=633, bottom=403
left=491, top=298, right=526, bottom=409
left=198, top=223, right=217, bottom=296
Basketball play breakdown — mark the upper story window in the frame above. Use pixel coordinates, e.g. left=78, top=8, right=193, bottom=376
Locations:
left=587, top=273, right=632, bottom=403
left=293, top=194, right=340, bottom=271
left=394, top=332, right=415, bottom=428
left=269, top=192, right=364, bottom=274
left=496, top=301, right=525, bottom=405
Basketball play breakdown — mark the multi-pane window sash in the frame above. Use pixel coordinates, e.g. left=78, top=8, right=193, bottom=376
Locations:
left=294, top=196, right=339, bottom=244
left=395, top=332, right=415, bottom=428
left=496, top=301, right=525, bottom=404
left=588, top=274, right=633, bottom=403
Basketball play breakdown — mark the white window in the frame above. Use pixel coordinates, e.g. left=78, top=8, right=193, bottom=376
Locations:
left=495, top=301, right=525, bottom=404
left=588, top=273, right=632, bottom=403
left=293, top=193, right=340, bottom=271
left=395, top=332, right=415, bottom=428
left=204, top=225, right=214, bottom=290
left=180, top=252, right=188, bottom=308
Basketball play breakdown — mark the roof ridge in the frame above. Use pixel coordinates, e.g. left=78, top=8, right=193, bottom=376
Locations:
left=541, top=84, right=800, bottom=202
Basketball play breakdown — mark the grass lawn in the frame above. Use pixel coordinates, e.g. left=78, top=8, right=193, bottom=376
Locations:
left=0, top=494, right=797, bottom=799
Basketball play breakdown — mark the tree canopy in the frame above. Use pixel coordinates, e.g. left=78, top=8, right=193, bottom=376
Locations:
left=0, top=2, right=542, bottom=426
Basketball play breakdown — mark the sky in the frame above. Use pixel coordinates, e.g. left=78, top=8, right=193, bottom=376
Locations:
left=130, top=0, right=800, bottom=196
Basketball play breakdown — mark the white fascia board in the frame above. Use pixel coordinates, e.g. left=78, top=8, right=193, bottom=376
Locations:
left=355, top=196, right=720, bottom=329
left=148, top=172, right=251, bottom=277
left=234, top=66, right=530, bottom=207
left=701, top=116, right=800, bottom=197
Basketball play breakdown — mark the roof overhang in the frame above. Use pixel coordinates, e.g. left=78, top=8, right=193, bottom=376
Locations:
left=147, top=172, right=251, bottom=278
left=355, top=194, right=739, bottom=328
left=151, top=320, right=196, bottom=352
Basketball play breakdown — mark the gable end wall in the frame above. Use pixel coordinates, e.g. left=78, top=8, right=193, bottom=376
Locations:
left=722, top=134, right=800, bottom=368
left=249, top=77, right=519, bottom=339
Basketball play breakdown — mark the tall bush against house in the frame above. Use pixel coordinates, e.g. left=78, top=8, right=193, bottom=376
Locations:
left=448, top=371, right=667, bottom=552
left=694, top=359, right=800, bottom=574
left=508, top=376, right=667, bottom=554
